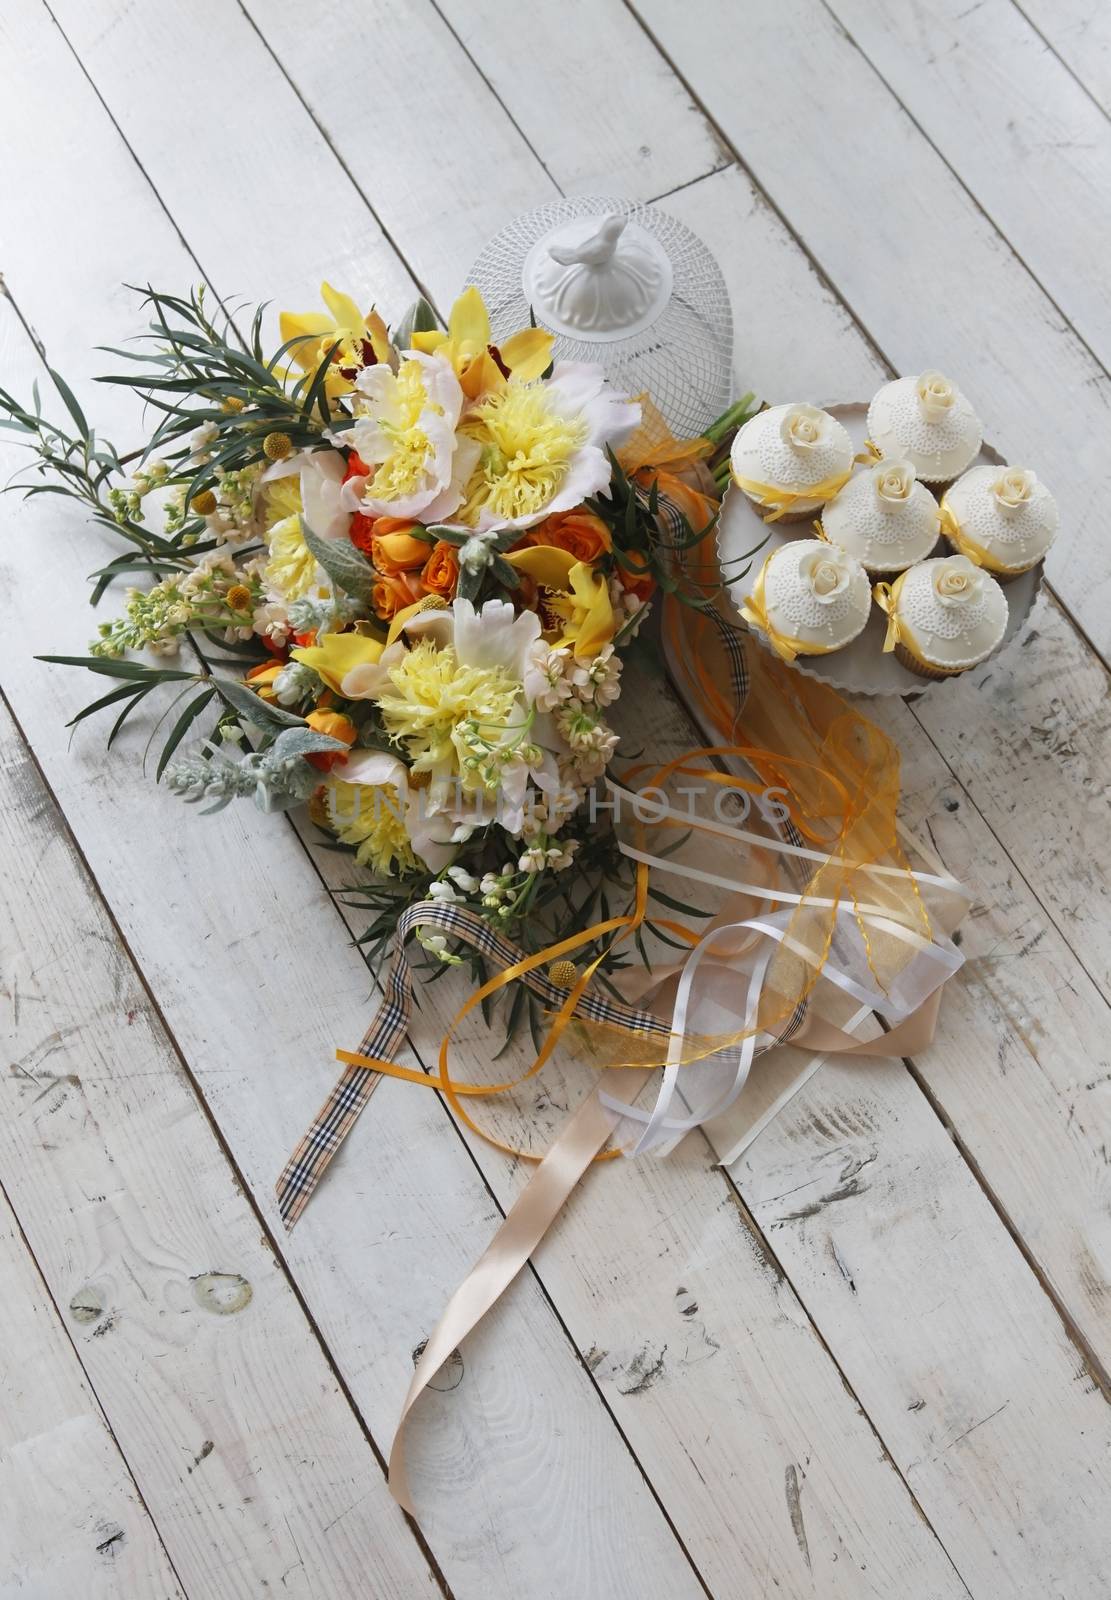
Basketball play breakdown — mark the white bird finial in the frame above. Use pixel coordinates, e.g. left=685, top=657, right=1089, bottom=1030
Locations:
left=547, top=214, right=628, bottom=268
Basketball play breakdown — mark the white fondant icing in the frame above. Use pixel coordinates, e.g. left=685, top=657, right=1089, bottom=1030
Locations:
left=822, top=460, right=941, bottom=573
left=942, top=464, right=1058, bottom=572
left=760, top=539, right=872, bottom=652
left=891, top=554, right=1007, bottom=670
left=867, top=373, right=982, bottom=482
left=731, top=403, right=854, bottom=515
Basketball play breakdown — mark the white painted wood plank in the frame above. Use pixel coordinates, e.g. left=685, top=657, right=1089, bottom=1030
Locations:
left=238, top=0, right=558, bottom=309
left=1015, top=0, right=1111, bottom=116
left=0, top=11, right=718, bottom=1595
left=432, top=0, right=726, bottom=199
left=732, top=1046, right=1111, bottom=1599
left=0, top=1191, right=186, bottom=1600
left=633, top=0, right=1111, bottom=660
left=0, top=702, right=439, bottom=1598
left=828, top=0, right=1111, bottom=377
left=911, top=594, right=1111, bottom=996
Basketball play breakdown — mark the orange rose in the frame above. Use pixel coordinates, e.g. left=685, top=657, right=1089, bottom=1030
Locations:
left=615, top=558, right=656, bottom=602
left=524, top=507, right=611, bottom=564
left=373, top=523, right=430, bottom=573
left=348, top=513, right=427, bottom=570
left=372, top=570, right=424, bottom=622
left=305, top=709, right=357, bottom=771
left=422, top=540, right=460, bottom=599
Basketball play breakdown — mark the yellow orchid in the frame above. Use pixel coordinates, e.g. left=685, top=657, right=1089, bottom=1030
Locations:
left=546, top=561, right=615, bottom=658
left=411, top=286, right=553, bottom=401
left=503, top=546, right=615, bottom=658
left=279, top=282, right=392, bottom=397
left=291, top=631, right=386, bottom=697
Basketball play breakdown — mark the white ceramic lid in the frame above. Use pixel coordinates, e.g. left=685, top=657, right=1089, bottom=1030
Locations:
left=731, top=403, right=854, bottom=512
left=889, top=554, right=1007, bottom=670
left=758, top=538, right=872, bottom=653
left=821, top=460, right=941, bottom=573
left=942, top=465, right=1058, bottom=572
left=867, top=372, right=982, bottom=482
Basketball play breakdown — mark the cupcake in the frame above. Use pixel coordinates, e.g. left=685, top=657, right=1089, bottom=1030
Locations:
left=730, top=403, right=854, bottom=523
left=819, top=459, right=941, bottom=574
left=867, top=372, right=982, bottom=483
left=741, top=540, right=872, bottom=662
left=940, top=465, right=1057, bottom=581
left=874, top=554, right=1007, bottom=680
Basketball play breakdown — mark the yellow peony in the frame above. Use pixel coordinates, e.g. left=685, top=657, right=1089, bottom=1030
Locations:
left=450, top=364, right=640, bottom=534
left=325, top=776, right=417, bottom=876
left=376, top=638, right=520, bottom=799
left=348, top=352, right=468, bottom=522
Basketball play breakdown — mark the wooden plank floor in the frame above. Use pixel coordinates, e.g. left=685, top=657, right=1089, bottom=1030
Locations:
left=2, top=1, right=1109, bottom=1595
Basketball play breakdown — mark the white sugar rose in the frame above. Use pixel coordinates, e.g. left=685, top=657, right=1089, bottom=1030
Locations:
left=780, top=403, right=828, bottom=451
left=992, top=467, right=1036, bottom=511
left=799, top=544, right=852, bottom=602
left=873, top=460, right=915, bottom=505
left=933, top=554, right=983, bottom=606
left=916, top=370, right=956, bottom=423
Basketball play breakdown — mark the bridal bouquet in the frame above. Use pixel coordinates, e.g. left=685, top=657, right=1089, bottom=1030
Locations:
left=3, top=283, right=751, bottom=989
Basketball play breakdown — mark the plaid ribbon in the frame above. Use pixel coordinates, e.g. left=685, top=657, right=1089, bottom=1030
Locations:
left=276, top=898, right=670, bottom=1228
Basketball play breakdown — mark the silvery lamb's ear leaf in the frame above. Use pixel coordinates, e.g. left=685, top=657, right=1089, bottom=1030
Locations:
left=270, top=727, right=347, bottom=760
left=213, top=676, right=306, bottom=730
left=391, top=296, right=440, bottom=350
left=300, top=516, right=376, bottom=604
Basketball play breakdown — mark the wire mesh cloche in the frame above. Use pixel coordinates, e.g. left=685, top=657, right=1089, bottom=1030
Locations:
left=467, top=197, right=733, bottom=439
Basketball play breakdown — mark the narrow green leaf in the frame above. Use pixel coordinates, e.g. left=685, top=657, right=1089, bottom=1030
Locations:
left=156, top=686, right=216, bottom=779
left=47, top=367, right=88, bottom=436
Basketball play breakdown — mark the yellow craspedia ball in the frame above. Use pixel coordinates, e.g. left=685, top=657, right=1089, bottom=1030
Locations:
left=222, top=396, right=246, bottom=413
left=226, top=584, right=252, bottom=611
left=191, top=489, right=218, bottom=516
left=548, top=959, right=578, bottom=989
left=263, top=431, right=294, bottom=462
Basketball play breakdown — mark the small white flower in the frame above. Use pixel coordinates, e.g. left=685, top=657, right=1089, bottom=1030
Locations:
left=518, top=846, right=547, bottom=874
left=187, top=420, right=219, bottom=462
left=545, top=839, right=579, bottom=872
left=447, top=865, right=478, bottom=893
left=253, top=601, right=292, bottom=647
left=428, top=879, right=462, bottom=904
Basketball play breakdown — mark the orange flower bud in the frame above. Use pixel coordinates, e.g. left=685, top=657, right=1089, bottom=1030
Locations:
left=305, top=709, right=358, bottom=771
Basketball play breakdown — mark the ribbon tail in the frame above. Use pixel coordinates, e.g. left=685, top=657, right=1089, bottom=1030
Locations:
left=389, top=1079, right=645, bottom=1515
